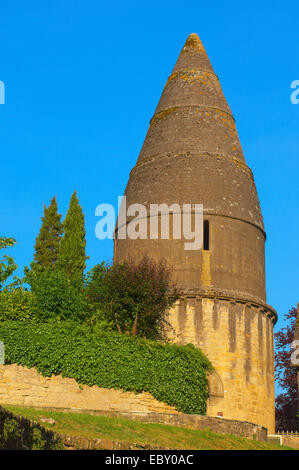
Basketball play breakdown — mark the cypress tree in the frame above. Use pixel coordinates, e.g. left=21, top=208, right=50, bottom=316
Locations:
left=31, top=197, right=63, bottom=271
left=58, top=191, right=87, bottom=279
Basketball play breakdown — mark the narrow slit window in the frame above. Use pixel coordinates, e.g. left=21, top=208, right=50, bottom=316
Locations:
left=203, top=220, right=210, bottom=251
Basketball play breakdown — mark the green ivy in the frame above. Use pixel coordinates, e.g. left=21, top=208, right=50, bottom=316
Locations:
left=0, top=321, right=213, bottom=415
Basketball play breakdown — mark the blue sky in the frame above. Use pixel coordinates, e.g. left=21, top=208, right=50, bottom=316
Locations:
left=0, top=0, right=298, bottom=334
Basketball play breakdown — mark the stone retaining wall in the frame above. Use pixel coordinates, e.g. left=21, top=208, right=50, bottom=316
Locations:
left=0, top=364, right=178, bottom=415
left=268, top=434, right=299, bottom=450
left=59, top=434, right=163, bottom=450
left=280, top=435, right=299, bottom=449
left=0, top=364, right=267, bottom=440
left=83, top=409, right=267, bottom=441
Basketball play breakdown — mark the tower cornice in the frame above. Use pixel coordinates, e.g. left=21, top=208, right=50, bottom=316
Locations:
left=176, top=288, right=277, bottom=324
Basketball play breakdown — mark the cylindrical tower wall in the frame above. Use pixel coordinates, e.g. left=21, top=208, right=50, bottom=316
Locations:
left=113, top=33, right=277, bottom=431
left=168, top=296, right=276, bottom=433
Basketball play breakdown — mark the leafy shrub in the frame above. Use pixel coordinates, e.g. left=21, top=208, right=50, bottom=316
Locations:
left=0, top=321, right=213, bottom=415
left=2, top=418, right=23, bottom=449
left=0, top=288, right=37, bottom=321
left=0, top=408, right=63, bottom=450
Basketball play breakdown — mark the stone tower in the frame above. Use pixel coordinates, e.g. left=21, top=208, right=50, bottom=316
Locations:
left=114, top=33, right=277, bottom=432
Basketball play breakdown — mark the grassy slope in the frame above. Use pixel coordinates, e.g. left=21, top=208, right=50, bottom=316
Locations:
left=4, top=405, right=291, bottom=450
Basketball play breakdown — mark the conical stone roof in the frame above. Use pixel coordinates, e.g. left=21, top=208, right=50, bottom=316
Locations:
left=130, top=33, right=263, bottom=231
left=115, top=34, right=266, bottom=302
left=138, top=33, right=243, bottom=163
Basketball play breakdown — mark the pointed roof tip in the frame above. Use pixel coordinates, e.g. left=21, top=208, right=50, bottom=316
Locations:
left=183, top=33, right=206, bottom=53
left=187, top=32, right=200, bottom=40
left=170, top=32, right=214, bottom=75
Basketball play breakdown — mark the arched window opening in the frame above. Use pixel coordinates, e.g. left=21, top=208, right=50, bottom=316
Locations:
left=203, top=220, right=210, bottom=251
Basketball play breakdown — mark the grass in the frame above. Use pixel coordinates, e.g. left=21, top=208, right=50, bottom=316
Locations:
left=4, top=405, right=292, bottom=450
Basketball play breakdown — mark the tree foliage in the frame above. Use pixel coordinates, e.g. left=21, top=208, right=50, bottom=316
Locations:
left=31, top=197, right=63, bottom=272
left=86, top=256, right=180, bottom=339
left=21, top=192, right=88, bottom=322
left=58, top=191, right=87, bottom=280
left=24, top=268, right=87, bottom=322
left=0, top=237, right=17, bottom=290
left=275, top=306, right=298, bottom=431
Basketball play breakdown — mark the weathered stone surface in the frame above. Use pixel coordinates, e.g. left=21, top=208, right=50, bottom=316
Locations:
left=59, top=433, right=164, bottom=450
left=113, top=33, right=276, bottom=433
left=169, top=296, right=275, bottom=432
left=268, top=433, right=299, bottom=449
left=114, top=33, right=266, bottom=299
left=40, top=417, right=55, bottom=425
left=0, top=366, right=267, bottom=442
left=0, top=364, right=178, bottom=414
left=279, top=434, right=299, bottom=449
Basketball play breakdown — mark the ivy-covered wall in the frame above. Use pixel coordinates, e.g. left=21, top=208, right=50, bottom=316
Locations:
left=0, top=321, right=212, bottom=415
